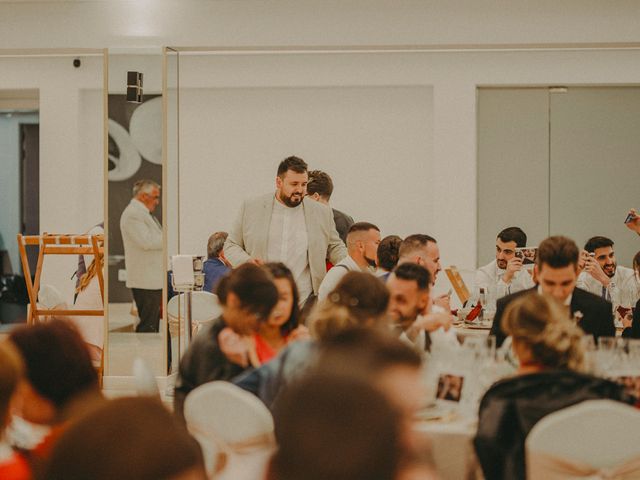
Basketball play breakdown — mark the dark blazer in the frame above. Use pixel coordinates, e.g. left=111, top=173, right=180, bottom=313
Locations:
left=174, top=317, right=247, bottom=419
left=474, top=370, right=633, bottom=480
left=332, top=208, right=354, bottom=244
left=490, top=287, right=615, bottom=347
left=621, top=298, right=640, bottom=339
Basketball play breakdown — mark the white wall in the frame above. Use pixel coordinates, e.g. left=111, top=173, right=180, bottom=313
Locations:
left=0, top=56, right=104, bottom=302
left=174, top=49, right=640, bottom=287
left=0, top=112, right=39, bottom=272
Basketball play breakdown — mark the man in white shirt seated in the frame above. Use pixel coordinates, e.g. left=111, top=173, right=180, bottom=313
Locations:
left=318, top=222, right=380, bottom=301
left=475, top=226, right=534, bottom=300
left=387, top=263, right=452, bottom=351
left=577, top=236, right=635, bottom=306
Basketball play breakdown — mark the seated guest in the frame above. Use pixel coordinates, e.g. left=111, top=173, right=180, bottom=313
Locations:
left=72, top=252, right=105, bottom=362
left=318, top=222, right=381, bottom=301
left=312, top=328, right=436, bottom=476
left=387, top=263, right=452, bottom=352
left=376, top=234, right=402, bottom=281
left=43, top=397, right=206, bottom=480
left=306, top=169, right=355, bottom=244
left=475, top=293, right=633, bottom=480
left=475, top=227, right=534, bottom=299
left=203, top=231, right=231, bottom=294
left=253, top=263, right=308, bottom=364
left=577, top=236, right=635, bottom=306
left=174, top=264, right=278, bottom=418
left=268, top=373, right=404, bottom=480
left=397, top=234, right=451, bottom=311
left=0, top=341, right=30, bottom=480
left=9, top=320, right=102, bottom=468
left=234, top=271, right=390, bottom=409
left=490, top=236, right=616, bottom=347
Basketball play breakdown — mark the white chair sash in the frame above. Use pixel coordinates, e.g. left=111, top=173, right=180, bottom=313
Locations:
left=528, top=450, right=640, bottom=480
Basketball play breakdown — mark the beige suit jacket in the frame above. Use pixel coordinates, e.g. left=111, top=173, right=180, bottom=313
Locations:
left=120, top=199, right=163, bottom=290
left=224, top=193, right=347, bottom=295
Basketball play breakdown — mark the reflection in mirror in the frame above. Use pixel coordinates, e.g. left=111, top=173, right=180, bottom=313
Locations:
left=107, top=53, right=166, bottom=376
left=0, top=52, right=105, bottom=360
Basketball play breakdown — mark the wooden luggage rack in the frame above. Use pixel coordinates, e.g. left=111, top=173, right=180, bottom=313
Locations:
left=17, top=233, right=105, bottom=325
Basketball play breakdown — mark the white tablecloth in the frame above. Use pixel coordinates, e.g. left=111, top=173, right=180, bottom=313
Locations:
left=416, top=416, right=479, bottom=480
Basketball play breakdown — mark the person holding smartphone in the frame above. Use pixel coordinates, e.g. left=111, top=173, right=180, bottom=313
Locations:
left=625, top=208, right=640, bottom=236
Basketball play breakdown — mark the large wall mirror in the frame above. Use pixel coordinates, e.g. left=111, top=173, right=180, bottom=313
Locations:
left=106, top=51, right=171, bottom=377
left=0, top=49, right=106, bottom=354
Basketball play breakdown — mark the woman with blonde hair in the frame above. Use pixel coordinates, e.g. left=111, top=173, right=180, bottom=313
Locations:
left=72, top=253, right=105, bottom=361
left=474, top=293, right=634, bottom=480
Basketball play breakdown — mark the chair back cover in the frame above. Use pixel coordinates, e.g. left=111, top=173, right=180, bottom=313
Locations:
left=184, top=381, right=275, bottom=479
left=167, top=291, right=221, bottom=336
left=526, top=399, right=640, bottom=479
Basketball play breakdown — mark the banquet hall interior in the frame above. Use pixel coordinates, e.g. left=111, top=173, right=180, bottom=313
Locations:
left=1, top=2, right=640, bottom=479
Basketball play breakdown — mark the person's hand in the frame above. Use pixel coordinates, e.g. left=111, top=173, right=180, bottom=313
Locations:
left=503, top=257, right=524, bottom=283
left=584, top=257, right=610, bottom=286
left=218, top=327, right=250, bottom=367
left=577, top=249, right=590, bottom=274
left=625, top=208, right=640, bottom=234
left=622, top=313, right=633, bottom=329
left=288, top=325, right=311, bottom=342
left=433, top=293, right=451, bottom=313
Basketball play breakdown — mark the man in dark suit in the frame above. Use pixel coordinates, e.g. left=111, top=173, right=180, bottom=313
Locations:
left=491, top=235, right=615, bottom=347
left=306, top=169, right=355, bottom=245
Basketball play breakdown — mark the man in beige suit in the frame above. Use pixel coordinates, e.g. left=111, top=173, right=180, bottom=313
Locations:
left=224, top=156, right=347, bottom=303
left=120, top=179, right=163, bottom=332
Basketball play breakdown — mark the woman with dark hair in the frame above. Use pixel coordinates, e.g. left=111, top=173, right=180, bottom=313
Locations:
left=9, top=319, right=103, bottom=469
left=253, top=263, right=309, bottom=364
left=234, top=271, right=390, bottom=409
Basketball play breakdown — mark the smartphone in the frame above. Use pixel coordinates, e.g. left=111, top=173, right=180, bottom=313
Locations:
left=625, top=212, right=636, bottom=224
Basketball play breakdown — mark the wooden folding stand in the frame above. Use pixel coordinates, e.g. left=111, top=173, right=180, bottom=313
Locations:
left=16, top=233, right=105, bottom=381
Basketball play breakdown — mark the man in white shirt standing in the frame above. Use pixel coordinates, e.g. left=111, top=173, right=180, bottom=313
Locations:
left=577, top=236, right=635, bottom=307
left=318, top=222, right=380, bottom=301
left=475, top=227, right=534, bottom=300
left=120, top=179, right=163, bottom=332
left=224, top=156, right=347, bottom=304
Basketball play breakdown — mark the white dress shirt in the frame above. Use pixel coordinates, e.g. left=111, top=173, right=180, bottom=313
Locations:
left=267, top=199, right=313, bottom=302
left=318, top=255, right=365, bottom=301
left=475, top=259, right=534, bottom=299
left=576, top=265, right=636, bottom=307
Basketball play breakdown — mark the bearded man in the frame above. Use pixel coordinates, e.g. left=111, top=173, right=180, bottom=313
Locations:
left=224, top=156, right=347, bottom=304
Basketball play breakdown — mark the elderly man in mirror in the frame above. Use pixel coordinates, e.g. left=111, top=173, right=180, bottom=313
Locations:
left=120, top=179, right=163, bottom=333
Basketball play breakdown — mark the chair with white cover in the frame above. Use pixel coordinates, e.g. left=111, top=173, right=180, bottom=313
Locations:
left=166, top=291, right=221, bottom=337
left=184, top=381, right=275, bottom=480
left=526, top=399, right=640, bottom=479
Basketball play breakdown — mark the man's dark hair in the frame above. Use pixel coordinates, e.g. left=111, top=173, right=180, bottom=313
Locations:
left=584, top=236, right=614, bottom=254
left=307, top=170, right=334, bottom=200
left=536, top=236, right=580, bottom=269
left=10, top=320, right=99, bottom=409
left=44, top=397, right=205, bottom=480
left=317, top=328, right=422, bottom=375
left=392, top=262, right=431, bottom=291
left=347, top=222, right=380, bottom=237
left=398, top=233, right=437, bottom=259
left=271, top=373, right=402, bottom=480
left=377, top=235, right=402, bottom=271
left=263, top=262, right=300, bottom=335
left=277, top=156, right=308, bottom=178
left=497, top=227, right=527, bottom=248
left=215, top=263, right=278, bottom=320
